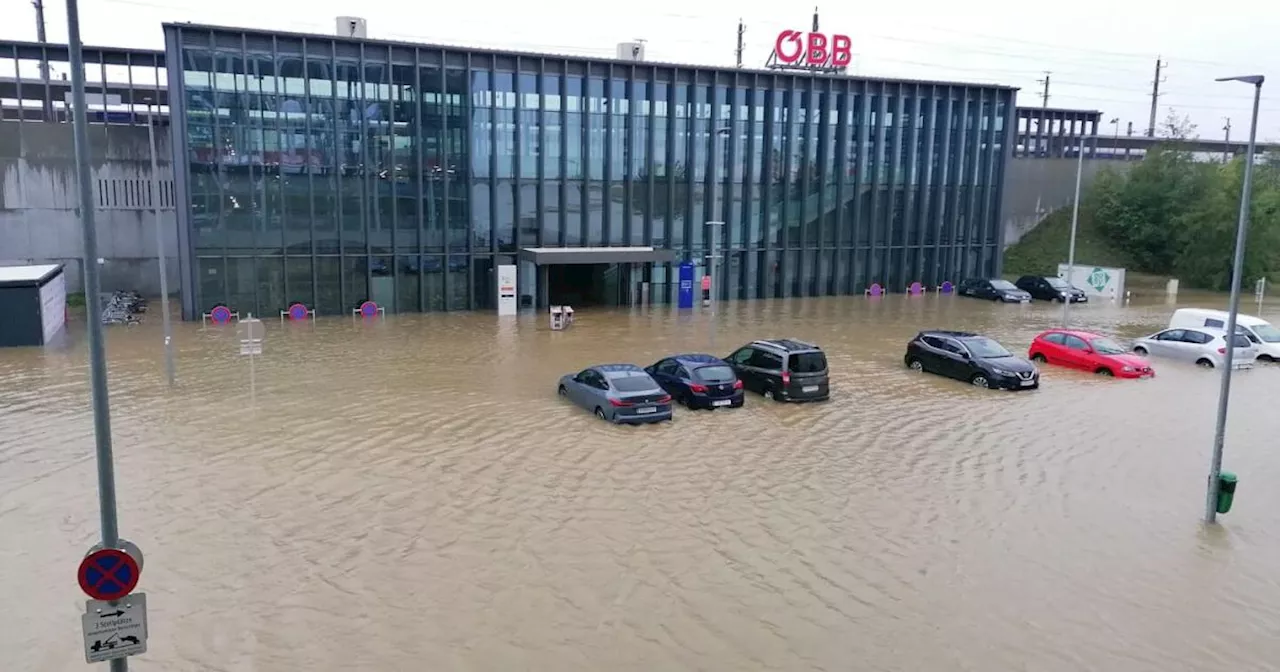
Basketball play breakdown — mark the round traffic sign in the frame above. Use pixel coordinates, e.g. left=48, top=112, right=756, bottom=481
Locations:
left=77, top=548, right=140, bottom=601
left=210, top=305, right=232, bottom=324
left=359, top=301, right=378, bottom=317
left=288, top=303, right=309, bottom=321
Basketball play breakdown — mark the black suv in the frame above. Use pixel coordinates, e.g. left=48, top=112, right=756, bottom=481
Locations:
left=958, top=278, right=1032, bottom=303
left=1015, top=275, right=1088, bottom=303
left=726, top=339, right=830, bottom=402
left=904, top=330, right=1040, bottom=390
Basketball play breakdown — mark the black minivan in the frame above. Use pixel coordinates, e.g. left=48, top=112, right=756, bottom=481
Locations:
left=726, top=339, right=830, bottom=402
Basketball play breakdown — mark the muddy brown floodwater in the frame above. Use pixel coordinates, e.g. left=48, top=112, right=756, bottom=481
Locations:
left=4, top=293, right=1280, bottom=671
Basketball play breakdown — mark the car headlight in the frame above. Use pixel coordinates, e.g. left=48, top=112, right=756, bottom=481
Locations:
left=991, top=368, right=1013, bottom=376
left=1122, top=366, right=1134, bottom=372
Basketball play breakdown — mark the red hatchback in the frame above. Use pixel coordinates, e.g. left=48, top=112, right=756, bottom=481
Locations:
left=1028, top=330, right=1155, bottom=378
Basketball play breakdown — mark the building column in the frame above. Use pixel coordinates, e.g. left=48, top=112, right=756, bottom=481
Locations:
left=539, top=264, right=549, bottom=309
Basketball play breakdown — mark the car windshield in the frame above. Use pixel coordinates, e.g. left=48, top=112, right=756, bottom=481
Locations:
left=1252, top=323, right=1280, bottom=343
left=788, top=352, right=828, bottom=372
left=961, top=337, right=1011, bottom=358
left=694, top=365, right=736, bottom=382
left=990, top=279, right=1017, bottom=290
left=1045, top=277, right=1071, bottom=289
left=1090, top=337, right=1127, bottom=355
left=610, top=375, right=656, bottom=392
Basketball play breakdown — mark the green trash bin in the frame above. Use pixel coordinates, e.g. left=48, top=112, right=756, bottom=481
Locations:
left=1216, top=472, right=1238, bottom=515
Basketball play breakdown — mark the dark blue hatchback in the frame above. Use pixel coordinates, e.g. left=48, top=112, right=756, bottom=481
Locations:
left=644, top=354, right=745, bottom=410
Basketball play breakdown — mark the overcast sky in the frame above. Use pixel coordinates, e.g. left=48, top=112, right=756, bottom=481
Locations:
left=6, top=0, right=1278, bottom=141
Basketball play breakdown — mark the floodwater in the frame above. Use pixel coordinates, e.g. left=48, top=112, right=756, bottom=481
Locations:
left=4, top=292, right=1280, bottom=671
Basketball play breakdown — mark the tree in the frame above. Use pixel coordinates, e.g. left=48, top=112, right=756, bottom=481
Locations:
left=1157, top=109, right=1198, bottom=140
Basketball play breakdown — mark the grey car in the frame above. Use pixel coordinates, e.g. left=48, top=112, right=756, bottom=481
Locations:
left=557, top=364, right=673, bottom=424
left=1132, top=327, right=1258, bottom=369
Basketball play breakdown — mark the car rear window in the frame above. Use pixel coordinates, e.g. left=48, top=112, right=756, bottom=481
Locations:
left=694, top=365, right=735, bottom=382
left=788, top=352, right=827, bottom=372
left=610, top=376, right=657, bottom=392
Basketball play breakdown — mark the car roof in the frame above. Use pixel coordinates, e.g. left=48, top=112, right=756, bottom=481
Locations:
left=1174, top=308, right=1266, bottom=326
left=1039, top=329, right=1104, bottom=339
left=749, top=338, right=822, bottom=353
left=595, top=364, right=647, bottom=377
left=670, top=353, right=727, bottom=365
left=920, top=329, right=980, bottom=339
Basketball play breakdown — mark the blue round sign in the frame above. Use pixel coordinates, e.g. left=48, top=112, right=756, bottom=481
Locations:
left=288, top=303, right=308, bottom=321
left=359, top=301, right=378, bottom=317
left=210, top=305, right=232, bottom=324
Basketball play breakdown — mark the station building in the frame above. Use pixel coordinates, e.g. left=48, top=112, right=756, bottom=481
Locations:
left=156, top=23, right=1018, bottom=318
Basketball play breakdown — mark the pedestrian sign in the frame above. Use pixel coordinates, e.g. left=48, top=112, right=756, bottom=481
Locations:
left=82, top=592, right=148, bottom=664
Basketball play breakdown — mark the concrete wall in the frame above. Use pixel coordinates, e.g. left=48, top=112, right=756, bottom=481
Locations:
left=0, top=120, right=177, bottom=296
left=1001, top=157, right=1133, bottom=247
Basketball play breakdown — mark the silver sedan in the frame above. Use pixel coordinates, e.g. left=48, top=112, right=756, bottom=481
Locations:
left=1132, top=327, right=1258, bottom=369
left=557, top=364, right=673, bottom=424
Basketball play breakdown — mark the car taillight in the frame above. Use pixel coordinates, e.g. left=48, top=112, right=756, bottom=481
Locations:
left=782, top=371, right=791, bottom=386
left=609, top=398, right=630, bottom=407
left=1218, top=347, right=1227, bottom=354
left=733, top=379, right=744, bottom=390
left=689, top=383, right=708, bottom=393
left=657, top=395, right=672, bottom=403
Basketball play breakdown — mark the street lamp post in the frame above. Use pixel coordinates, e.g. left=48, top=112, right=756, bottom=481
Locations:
left=1205, top=74, right=1264, bottom=525
left=144, top=96, right=176, bottom=387
left=707, top=127, right=730, bottom=347
left=1062, top=130, right=1093, bottom=328
left=66, top=0, right=127, bottom=668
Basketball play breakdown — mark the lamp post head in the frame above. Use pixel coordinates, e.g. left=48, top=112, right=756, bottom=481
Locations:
left=1216, top=75, right=1265, bottom=86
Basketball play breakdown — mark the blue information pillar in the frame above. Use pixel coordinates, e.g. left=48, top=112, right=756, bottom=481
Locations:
left=677, top=261, right=695, bottom=309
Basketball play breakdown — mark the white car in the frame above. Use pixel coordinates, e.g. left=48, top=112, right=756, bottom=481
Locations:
left=1169, top=308, right=1280, bottom=362
left=1133, top=326, right=1258, bottom=369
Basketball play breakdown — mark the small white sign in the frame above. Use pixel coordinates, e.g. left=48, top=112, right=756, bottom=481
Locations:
left=239, top=342, right=263, bottom=356
left=82, top=592, right=148, bottom=664
left=496, top=264, right=517, bottom=316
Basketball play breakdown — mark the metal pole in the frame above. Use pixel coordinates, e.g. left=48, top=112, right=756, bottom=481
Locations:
left=1205, top=76, right=1263, bottom=524
left=1062, top=132, right=1089, bottom=328
left=707, top=128, right=727, bottom=348
left=66, top=0, right=127, bottom=668
left=145, top=99, right=176, bottom=387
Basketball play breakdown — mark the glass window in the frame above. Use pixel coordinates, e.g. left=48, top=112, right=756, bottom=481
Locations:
left=471, top=69, right=491, bottom=178
left=611, top=376, right=657, bottom=392
left=493, top=72, right=514, bottom=179
left=787, top=352, right=827, bottom=372
left=285, top=257, right=313, bottom=308
left=396, top=255, right=421, bottom=312
left=256, top=256, right=286, bottom=315
left=565, top=76, right=583, bottom=179
left=314, top=257, right=342, bottom=314
left=694, top=365, right=735, bottom=383
left=1043, top=332, right=1066, bottom=345
left=422, top=256, right=445, bottom=311
left=472, top=182, right=491, bottom=249
left=343, top=256, right=368, bottom=308
left=1063, top=335, right=1090, bottom=351
left=959, top=337, right=1011, bottom=358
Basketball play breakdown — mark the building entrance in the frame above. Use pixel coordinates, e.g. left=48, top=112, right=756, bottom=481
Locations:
left=547, top=264, right=631, bottom=307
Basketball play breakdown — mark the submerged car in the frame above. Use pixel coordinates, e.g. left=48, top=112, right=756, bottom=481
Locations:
left=1015, top=275, right=1088, bottom=303
left=557, top=364, right=673, bottom=423
left=904, top=330, right=1040, bottom=390
left=645, top=354, right=744, bottom=409
left=725, top=339, right=830, bottom=402
left=958, top=278, right=1033, bottom=303
left=1131, top=327, right=1258, bottom=370
left=1028, top=329, right=1154, bottom=378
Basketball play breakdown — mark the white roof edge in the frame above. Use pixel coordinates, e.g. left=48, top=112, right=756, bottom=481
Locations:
left=0, top=263, right=63, bottom=283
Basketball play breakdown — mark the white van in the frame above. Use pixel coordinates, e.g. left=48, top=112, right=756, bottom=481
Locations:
left=1169, top=308, right=1280, bottom=362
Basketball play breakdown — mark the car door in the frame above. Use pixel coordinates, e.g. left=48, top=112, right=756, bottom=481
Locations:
left=1061, top=334, right=1093, bottom=370
left=1037, top=332, right=1068, bottom=364
left=568, top=369, right=595, bottom=406
left=1145, top=329, right=1183, bottom=359
left=747, top=348, right=785, bottom=393
left=727, top=347, right=759, bottom=390
left=648, top=359, right=678, bottom=394
left=928, top=336, right=970, bottom=380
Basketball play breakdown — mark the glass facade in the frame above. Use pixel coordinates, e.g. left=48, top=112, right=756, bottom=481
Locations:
left=165, top=25, right=1017, bottom=319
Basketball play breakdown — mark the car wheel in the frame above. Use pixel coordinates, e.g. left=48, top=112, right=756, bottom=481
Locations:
left=1196, top=359, right=1215, bottom=368
left=1030, top=353, right=1047, bottom=364
left=907, top=358, right=925, bottom=372
left=1259, top=354, right=1275, bottom=363
left=970, top=374, right=990, bottom=389
left=1096, top=368, right=1113, bottom=377
left=557, top=385, right=567, bottom=397
left=762, top=387, right=776, bottom=401
left=1133, top=346, right=1148, bottom=356
left=595, top=407, right=607, bottom=419
left=1050, top=296, right=1060, bottom=303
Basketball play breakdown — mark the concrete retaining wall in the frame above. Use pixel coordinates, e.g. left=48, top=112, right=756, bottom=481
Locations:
left=0, top=120, right=177, bottom=295
left=1001, top=156, right=1133, bottom=247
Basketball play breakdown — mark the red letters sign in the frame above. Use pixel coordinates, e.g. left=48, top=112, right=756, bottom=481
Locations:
left=773, top=30, right=852, bottom=70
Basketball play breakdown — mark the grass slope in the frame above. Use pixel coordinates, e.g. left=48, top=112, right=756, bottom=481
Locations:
left=1003, top=208, right=1135, bottom=279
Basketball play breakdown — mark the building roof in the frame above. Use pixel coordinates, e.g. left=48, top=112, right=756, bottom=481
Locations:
left=0, top=263, right=62, bottom=287
left=164, top=22, right=1021, bottom=92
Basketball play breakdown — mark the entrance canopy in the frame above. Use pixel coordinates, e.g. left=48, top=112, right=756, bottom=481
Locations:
left=519, top=246, right=678, bottom=265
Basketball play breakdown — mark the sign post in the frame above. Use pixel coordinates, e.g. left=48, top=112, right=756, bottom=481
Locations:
left=1257, top=277, right=1266, bottom=312
left=237, top=314, right=265, bottom=407
left=496, top=264, right=517, bottom=316
left=77, top=546, right=147, bottom=665
left=678, top=261, right=695, bottom=309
